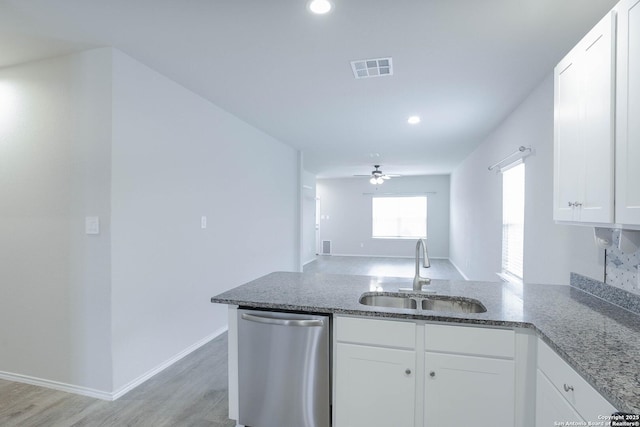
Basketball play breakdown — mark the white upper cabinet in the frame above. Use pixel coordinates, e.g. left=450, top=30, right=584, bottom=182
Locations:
left=616, top=0, right=640, bottom=225
left=554, top=10, right=616, bottom=223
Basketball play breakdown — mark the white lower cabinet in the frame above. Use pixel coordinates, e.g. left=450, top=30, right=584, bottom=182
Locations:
left=424, top=353, right=515, bottom=426
left=535, top=340, right=616, bottom=426
left=335, top=343, right=416, bottom=427
left=334, top=317, right=517, bottom=427
left=423, top=324, right=516, bottom=427
left=536, top=370, right=584, bottom=425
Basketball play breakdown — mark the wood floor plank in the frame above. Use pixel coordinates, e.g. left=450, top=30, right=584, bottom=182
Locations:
left=303, top=255, right=465, bottom=280
left=0, top=334, right=235, bottom=427
left=2, top=256, right=435, bottom=426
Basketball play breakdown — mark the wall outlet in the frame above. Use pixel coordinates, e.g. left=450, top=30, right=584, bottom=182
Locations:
left=85, top=216, right=100, bottom=235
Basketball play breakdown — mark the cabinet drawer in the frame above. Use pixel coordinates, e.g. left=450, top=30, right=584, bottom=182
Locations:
left=336, top=316, right=416, bottom=349
left=537, top=340, right=616, bottom=421
left=425, top=324, right=514, bottom=358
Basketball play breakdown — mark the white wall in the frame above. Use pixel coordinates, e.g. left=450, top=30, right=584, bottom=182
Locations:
left=110, top=50, right=299, bottom=391
left=317, top=175, right=450, bottom=258
left=450, top=74, right=603, bottom=285
left=0, top=49, right=114, bottom=392
left=301, top=170, right=317, bottom=265
left=0, top=47, right=299, bottom=395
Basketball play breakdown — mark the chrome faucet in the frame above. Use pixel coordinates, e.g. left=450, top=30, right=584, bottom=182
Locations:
left=413, top=239, right=431, bottom=291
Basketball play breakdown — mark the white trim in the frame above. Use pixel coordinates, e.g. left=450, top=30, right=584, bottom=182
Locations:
left=448, top=259, right=470, bottom=280
left=0, top=326, right=227, bottom=401
left=0, top=370, right=113, bottom=400
left=325, top=253, right=449, bottom=260
left=112, top=326, right=227, bottom=400
left=303, top=257, right=317, bottom=266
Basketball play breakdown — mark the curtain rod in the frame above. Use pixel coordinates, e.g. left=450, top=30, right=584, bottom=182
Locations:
left=488, top=146, right=532, bottom=171
left=361, top=192, right=437, bottom=196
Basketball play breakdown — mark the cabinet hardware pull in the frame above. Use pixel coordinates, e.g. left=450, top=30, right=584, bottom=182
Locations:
left=405, top=369, right=411, bottom=375
left=568, top=201, right=575, bottom=207
left=563, top=384, right=574, bottom=392
left=429, top=371, right=436, bottom=378
left=241, top=313, right=324, bottom=327
left=574, top=202, right=582, bottom=207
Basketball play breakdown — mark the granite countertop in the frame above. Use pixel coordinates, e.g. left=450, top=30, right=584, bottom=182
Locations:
left=211, top=271, right=640, bottom=414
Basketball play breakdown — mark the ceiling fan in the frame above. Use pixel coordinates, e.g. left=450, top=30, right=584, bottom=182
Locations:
left=354, top=165, right=401, bottom=185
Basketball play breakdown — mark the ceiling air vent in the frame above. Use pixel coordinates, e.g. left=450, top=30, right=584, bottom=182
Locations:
left=350, top=57, right=393, bottom=79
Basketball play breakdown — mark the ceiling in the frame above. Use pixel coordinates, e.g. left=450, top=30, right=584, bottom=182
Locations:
left=0, top=0, right=618, bottom=178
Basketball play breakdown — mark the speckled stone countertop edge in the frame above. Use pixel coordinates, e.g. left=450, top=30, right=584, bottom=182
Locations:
left=211, top=272, right=640, bottom=414
left=215, top=294, right=630, bottom=412
left=571, top=272, right=640, bottom=315
left=211, top=296, right=534, bottom=329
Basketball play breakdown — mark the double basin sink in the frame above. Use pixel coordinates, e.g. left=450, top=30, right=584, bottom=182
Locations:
left=359, top=292, right=487, bottom=314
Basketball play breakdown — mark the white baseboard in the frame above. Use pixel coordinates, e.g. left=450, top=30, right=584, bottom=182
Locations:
left=324, top=253, right=411, bottom=258
left=0, top=370, right=114, bottom=400
left=449, top=259, right=470, bottom=280
left=303, top=257, right=317, bottom=266
left=0, top=326, right=228, bottom=402
left=324, top=253, right=449, bottom=260
left=112, top=325, right=227, bottom=400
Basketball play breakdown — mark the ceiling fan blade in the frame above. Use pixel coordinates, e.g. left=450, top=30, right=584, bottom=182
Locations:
left=385, top=174, right=401, bottom=177
left=353, top=174, right=372, bottom=177
left=381, top=175, right=391, bottom=180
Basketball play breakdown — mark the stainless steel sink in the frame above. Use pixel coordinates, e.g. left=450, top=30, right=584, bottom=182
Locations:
left=359, top=294, right=417, bottom=309
left=421, top=297, right=486, bottom=313
left=359, top=292, right=486, bottom=314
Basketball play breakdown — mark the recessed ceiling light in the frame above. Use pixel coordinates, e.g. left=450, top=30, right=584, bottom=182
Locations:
left=308, top=0, right=333, bottom=14
left=408, top=116, right=421, bottom=125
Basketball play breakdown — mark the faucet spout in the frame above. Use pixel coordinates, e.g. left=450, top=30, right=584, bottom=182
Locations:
left=413, top=239, right=431, bottom=291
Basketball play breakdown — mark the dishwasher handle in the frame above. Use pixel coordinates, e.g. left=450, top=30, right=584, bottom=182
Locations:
left=241, top=313, right=325, bottom=327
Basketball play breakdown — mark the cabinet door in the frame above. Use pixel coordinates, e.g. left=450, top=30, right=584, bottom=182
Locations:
left=616, top=0, right=640, bottom=225
left=579, top=11, right=615, bottom=223
left=424, top=352, right=515, bottom=427
left=536, top=370, right=584, bottom=426
left=554, top=53, right=582, bottom=221
left=554, top=11, right=615, bottom=223
left=335, top=343, right=416, bottom=427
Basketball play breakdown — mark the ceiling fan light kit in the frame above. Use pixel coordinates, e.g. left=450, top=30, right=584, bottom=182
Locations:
left=355, top=165, right=400, bottom=185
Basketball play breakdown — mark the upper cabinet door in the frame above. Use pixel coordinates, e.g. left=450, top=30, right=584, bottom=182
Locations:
left=616, top=0, right=640, bottom=225
left=554, top=11, right=616, bottom=223
left=554, top=57, right=582, bottom=221
left=580, top=12, right=616, bottom=223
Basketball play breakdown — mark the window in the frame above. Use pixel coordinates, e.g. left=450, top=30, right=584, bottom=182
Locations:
left=501, top=162, right=525, bottom=281
left=372, top=196, right=427, bottom=239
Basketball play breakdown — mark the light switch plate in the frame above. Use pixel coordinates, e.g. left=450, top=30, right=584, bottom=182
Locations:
left=85, top=216, right=100, bottom=235
left=201, top=216, right=207, bottom=229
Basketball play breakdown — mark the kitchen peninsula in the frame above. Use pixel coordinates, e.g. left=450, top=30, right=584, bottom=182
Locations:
left=211, top=272, right=640, bottom=426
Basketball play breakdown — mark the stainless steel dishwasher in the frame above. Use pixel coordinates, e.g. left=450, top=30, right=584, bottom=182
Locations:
left=237, top=309, right=330, bottom=427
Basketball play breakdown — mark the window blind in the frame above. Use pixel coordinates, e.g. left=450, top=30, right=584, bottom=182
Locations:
left=501, top=163, right=525, bottom=281
left=372, top=196, right=427, bottom=239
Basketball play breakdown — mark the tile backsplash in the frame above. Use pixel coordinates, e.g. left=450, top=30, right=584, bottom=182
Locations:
left=605, top=231, right=640, bottom=295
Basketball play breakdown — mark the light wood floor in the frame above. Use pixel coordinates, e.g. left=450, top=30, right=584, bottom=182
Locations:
left=303, top=255, right=465, bottom=281
left=0, top=334, right=235, bottom=427
left=0, top=256, right=463, bottom=426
